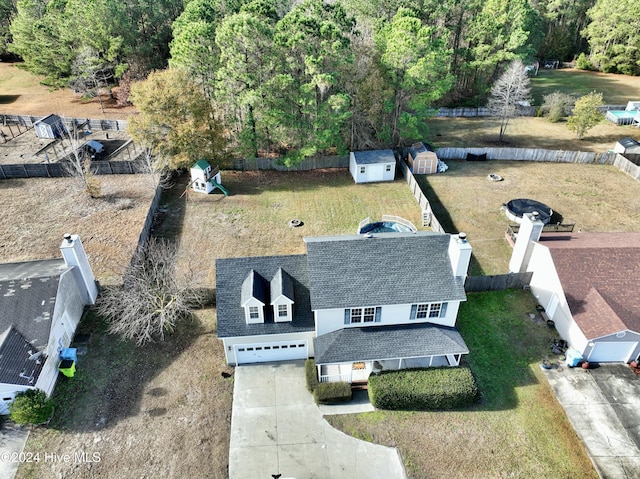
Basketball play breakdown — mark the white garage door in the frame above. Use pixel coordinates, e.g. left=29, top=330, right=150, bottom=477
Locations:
left=588, top=341, right=637, bottom=363
left=235, top=340, right=308, bottom=365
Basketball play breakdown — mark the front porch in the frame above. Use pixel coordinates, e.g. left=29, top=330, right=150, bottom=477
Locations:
left=318, top=354, right=463, bottom=384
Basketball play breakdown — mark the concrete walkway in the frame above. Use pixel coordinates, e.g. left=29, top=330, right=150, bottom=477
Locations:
left=543, top=363, right=640, bottom=479
left=0, top=422, right=29, bottom=479
left=229, top=361, right=406, bottom=479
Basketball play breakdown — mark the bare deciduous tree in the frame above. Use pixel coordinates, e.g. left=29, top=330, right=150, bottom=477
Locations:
left=97, top=238, right=201, bottom=346
left=487, top=59, right=532, bottom=142
left=59, top=121, right=101, bottom=198
left=69, top=47, right=115, bottom=114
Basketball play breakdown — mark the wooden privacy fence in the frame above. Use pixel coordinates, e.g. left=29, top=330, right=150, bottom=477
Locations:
left=436, top=147, right=616, bottom=164
left=465, top=272, right=532, bottom=293
left=436, top=106, right=536, bottom=117
left=233, top=155, right=348, bottom=171
left=0, top=159, right=148, bottom=179
left=396, top=158, right=446, bottom=233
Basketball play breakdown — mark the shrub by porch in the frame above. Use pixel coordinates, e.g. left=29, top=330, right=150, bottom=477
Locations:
left=368, top=367, right=478, bottom=410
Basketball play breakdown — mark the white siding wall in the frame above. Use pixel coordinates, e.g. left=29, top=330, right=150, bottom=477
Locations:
left=271, top=296, right=293, bottom=323
left=528, top=244, right=588, bottom=352
left=243, top=297, right=265, bottom=324
left=0, top=384, right=31, bottom=415
left=315, top=301, right=460, bottom=336
left=222, top=331, right=316, bottom=365
left=349, top=153, right=358, bottom=182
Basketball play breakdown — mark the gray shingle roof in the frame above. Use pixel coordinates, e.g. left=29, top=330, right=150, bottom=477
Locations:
left=305, top=232, right=466, bottom=310
left=352, top=149, right=395, bottom=165
left=0, top=259, right=68, bottom=349
left=241, top=270, right=268, bottom=305
left=313, top=323, right=468, bottom=365
left=216, top=255, right=314, bottom=338
left=271, top=268, right=294, bottom=302
left=0, top=326, right=45, bottom=386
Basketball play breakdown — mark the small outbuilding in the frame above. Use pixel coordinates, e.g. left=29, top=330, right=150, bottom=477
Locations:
left=190, top=159, right=228, bottom=195
left=407, top=142, right=439, bottom=174
left=613, top=137, right=640, bottom=165
left=349, top=149, right=396, bottom=184
left=34, top=114, right=66, bottom=139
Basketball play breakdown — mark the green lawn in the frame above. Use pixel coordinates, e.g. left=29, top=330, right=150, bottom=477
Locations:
left=327, top=290, right=597, bottom=479
left=530, top=68, right=640, bottom=106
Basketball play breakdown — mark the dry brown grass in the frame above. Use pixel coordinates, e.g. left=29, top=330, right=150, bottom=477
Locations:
left=428, top=116, right=638, bottom=152
left=419, top=160, right=640, bottom=274
left=0, top=175, right=155, bottom=283
left=0, top=62, right=134, bottom=119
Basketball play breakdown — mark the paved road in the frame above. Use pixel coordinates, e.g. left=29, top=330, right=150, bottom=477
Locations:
left=229, top=361, right=406, bottom=479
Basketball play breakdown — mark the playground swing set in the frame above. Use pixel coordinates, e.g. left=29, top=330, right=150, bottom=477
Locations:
left=187, top=159, right=229, bottom=197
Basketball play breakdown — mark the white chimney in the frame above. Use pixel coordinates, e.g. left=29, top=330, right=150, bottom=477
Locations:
left=509, top=212, right=544, bottom=273
left=449, top=232, right=472, bottom=279
left=60, top=234, right=98, bottom=304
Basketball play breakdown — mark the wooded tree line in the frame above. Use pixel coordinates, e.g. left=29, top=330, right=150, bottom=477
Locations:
left=1, top=0, right=638, bottom=161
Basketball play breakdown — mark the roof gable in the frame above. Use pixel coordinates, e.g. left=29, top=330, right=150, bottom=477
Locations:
left=271, top=268, right=294, bottom=304
left=192, top=159, right=210, bottom=170
left=241, top=270, right=268, bottom=306
left=305, top=232, right=466, bottom=310
left=543, top=232, right=640, bottom=337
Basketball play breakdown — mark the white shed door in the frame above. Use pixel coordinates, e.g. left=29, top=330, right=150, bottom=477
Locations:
left=588, top=341, right=637, bottom=363
left=235, top=340, right=308, bottom=365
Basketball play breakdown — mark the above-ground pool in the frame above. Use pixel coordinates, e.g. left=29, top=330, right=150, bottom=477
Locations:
left=359, top=221, right=415, bottom=234
left=358, top=216, right=418, bottom=234
left=606, top=110, right=639, bottom=126
left=506, top=198, right=553, bottom=224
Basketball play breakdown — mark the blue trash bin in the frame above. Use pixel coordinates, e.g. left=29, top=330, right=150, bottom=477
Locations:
left=565, top=348, right=583, bottom=367
left=60, top=348, right=77, bottom=362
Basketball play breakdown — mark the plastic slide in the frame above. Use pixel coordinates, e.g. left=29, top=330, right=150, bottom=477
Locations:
left=209, top=178, right=229, bottom=196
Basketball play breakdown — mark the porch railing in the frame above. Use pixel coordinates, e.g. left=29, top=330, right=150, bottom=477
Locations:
left=319, top=373, right=351, bottom=383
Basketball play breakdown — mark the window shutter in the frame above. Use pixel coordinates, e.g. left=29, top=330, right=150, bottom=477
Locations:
left=375, top=307, right=382, bottom=322
left=440, top=302, right=448, bottom=317
left=410, top=304, right=417, bottom=320
left=344, top=309, right=350, bottom=324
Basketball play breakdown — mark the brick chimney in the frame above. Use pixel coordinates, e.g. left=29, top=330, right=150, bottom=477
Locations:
left=60, top=234, right=98, bottom=304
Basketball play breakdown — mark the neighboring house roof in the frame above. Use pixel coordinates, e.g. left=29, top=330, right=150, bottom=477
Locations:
left=0, top=258, right=70, bottom=388
left=352, top=149, right=395, bottom=165
left=216, top=255, right=314, bottom=338
left=313, top=323, right=469, bottom=365
left=0, top=326, right=45, bottom=386
left=0, top=259, right=69, bottom=350
left=541, top=232, right=640, bottom=338
left=305, top=232, right=466, bottom=310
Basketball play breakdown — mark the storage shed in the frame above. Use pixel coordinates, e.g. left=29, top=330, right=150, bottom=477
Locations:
left=613, top=137, right=640, bottom=165
left=349, top=149, right=396, bottom=183
left=34, top=114, right=66, bottom=139
left=407, top=142, right=439, bottom=174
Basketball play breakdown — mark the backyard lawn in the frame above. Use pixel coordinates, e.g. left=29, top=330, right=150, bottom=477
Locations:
left=327, top=289, right=598, bottom=479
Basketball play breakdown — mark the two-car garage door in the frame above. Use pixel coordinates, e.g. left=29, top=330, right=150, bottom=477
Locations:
left=234, top=340, right=308, bottom=365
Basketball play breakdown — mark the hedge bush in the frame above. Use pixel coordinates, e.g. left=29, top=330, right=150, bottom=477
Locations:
left=9, top=389, right=54, bottom=425
left=313, top=381, right=352, bottom=404
left=305, top=358, right=319, bottom=393
left=368, top=367, right=478, bottom=410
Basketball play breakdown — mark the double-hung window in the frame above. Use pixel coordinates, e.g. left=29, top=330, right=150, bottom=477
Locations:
left=350, top=308, right=363, bottom=323
left=249, top=306, right=260, bottom=319
left=345, top=307, right=382, bottom=324
left=278, top=304, right=288, bottom=318
left=411, top=302, right=448, bottom=320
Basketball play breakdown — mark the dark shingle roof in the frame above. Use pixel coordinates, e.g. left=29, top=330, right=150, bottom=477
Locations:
left=542, top=232, right=640, bottom=338
left=313, top=323, right=468, bottom=365
left=216, top=255, right=314, bottom=338
left=408, top=142, right=435, bottom=160
left=305, top=232, right=466, bottom=310
left=271, top=268, right=294, bottom=302
left=0, top=259, right=68, bottom=349
left=352, top=149, right=395, bottom=165
left=241, top=270, right=268, bottom=305
left=0, top=326, right=45, bottom=386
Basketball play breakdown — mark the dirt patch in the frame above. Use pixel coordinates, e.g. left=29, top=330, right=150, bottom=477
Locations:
left=0, top=175, right=155, bottom=284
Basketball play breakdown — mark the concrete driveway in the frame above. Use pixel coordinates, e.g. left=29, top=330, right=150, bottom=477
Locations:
left=229, top=361, right=406, bottom=479
left=0, top=421, right=29, bottom=479
left=544, top=363, right=640, bottom=479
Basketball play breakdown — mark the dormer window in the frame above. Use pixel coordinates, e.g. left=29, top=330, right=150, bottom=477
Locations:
left=271, top=268, right=294, bottom=323
left=249, top=307, right=260, bottom=320
left=241, top=270, right=268, bottom=324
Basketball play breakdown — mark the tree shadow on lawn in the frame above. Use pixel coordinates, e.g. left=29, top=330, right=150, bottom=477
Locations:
left=48, top=307, right=221, bottom=432
left=458, top=290, right=558, bottom=411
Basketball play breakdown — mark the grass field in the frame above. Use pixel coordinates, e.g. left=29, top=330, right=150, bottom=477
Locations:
left=416, top=160, right=640, bottom=275
left=327, top=289, right=597, bottom=479
left=530, top=68, right=640, bottom=106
